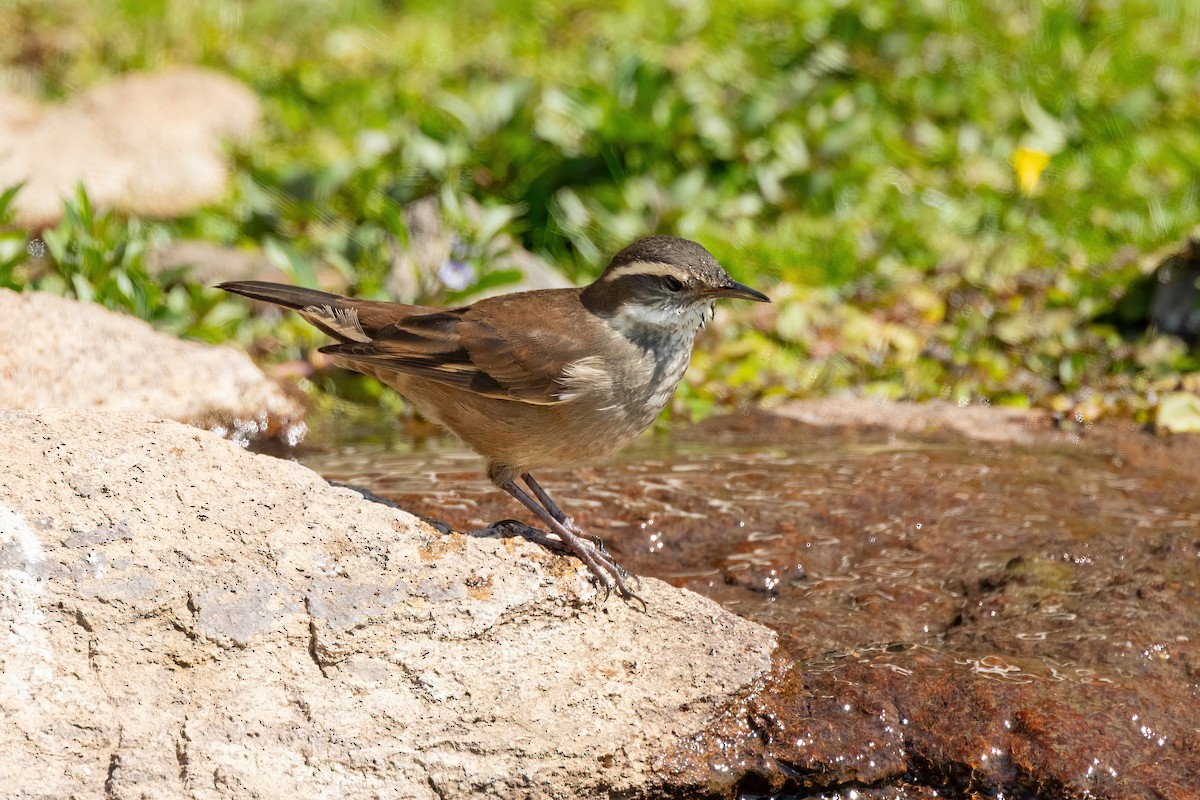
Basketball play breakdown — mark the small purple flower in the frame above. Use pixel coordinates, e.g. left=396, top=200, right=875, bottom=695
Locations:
left=438, top=258, right=475, bottom=291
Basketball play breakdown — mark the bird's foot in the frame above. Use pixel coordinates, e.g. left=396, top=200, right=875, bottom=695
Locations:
left=487, top=519, right=574, bottom=555
left=486, top=519, right=643, bottom=609
left=583, top=542, right=644, bottom=605
left=562, top=516, right=606, bottom=551
left=564, top=542, right=643, bottom=609
left=499, top=478, right=646, bottom=609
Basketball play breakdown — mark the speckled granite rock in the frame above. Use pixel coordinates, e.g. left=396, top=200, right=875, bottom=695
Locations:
left=0, top=409, right=775, bottom=799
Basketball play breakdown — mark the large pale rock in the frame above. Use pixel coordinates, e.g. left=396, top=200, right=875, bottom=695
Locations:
left=0, top=68, right=259, bottom=227
left=0, top=409, right=775, bottom=798
left=0, top=289, right=302, bottom=432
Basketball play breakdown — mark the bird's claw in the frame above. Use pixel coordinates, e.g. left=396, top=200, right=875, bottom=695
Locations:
left=583, top=541, right=645, bottom=610
left=489, top=519, right=644, bottom=609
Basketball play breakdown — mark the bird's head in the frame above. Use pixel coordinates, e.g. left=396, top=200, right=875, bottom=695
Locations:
left=582, top=236, right=769, bottom=333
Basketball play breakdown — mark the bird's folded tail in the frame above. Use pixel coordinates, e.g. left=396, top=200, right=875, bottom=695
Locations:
left=218, top=281, right=351, bottom=312
left=217, top=281, right=428, bottom=344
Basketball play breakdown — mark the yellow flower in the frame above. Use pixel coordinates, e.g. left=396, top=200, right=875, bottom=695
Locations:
left=1012, top=147, right=1051, bottom=196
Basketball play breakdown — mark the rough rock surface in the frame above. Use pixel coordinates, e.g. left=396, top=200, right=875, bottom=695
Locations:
left=0, top=409, right=776, bottom=799
left=0, top=67, right=259, bottom=227
left=0, top=289, right=302, bottom=432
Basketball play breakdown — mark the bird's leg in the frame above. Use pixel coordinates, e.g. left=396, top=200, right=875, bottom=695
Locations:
left=498, top=478, right=643, bottom=604
left=521, top=473, right=605, bottom=550
left=520, top=473, right=641, bottom=593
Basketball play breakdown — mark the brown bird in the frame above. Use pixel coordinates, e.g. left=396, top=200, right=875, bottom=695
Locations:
left=220, top=235, right=769, bottom=602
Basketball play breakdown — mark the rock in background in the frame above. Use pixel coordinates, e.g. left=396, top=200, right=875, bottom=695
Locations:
left=774, top=396, right=1056, bottom=444
left=147, top=240, right=282, bottom=289
left=146, top=196, right=570, bottom=302
left=0, top=68, right=259, bottom=228
left=0, top=289, right=302, bottom=436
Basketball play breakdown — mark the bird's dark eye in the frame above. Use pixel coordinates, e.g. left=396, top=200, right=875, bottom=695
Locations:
left=662, top=275, right=684, bottom=292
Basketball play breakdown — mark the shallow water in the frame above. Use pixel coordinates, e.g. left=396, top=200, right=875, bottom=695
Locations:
left=269, top=408, right=1200, bottom=796
left=287, top=409, right=1200, bottom=682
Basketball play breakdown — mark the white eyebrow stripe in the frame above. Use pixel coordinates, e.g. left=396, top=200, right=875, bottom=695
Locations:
left=602, top=260, right=680, bottom=280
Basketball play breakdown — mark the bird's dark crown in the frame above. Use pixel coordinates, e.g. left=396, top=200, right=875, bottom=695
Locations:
left=580, top=235, right=748, bottom=318
left=601, top=235, right=729, bottom=285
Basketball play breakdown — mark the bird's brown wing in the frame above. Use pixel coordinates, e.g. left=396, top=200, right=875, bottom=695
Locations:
left=320, top=289, right=596, bottom=406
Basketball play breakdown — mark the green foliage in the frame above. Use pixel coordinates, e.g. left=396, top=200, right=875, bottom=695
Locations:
left=39, top=187, right=161, bottom=318
left=2, top=0, right=1199, bottom=424
left=0, top=184, right=28, bottom=288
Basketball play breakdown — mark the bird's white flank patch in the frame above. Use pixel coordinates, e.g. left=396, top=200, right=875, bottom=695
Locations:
left=558, top=355, right=613, bottom=402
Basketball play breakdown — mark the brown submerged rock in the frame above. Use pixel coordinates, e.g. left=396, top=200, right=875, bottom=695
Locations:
left=647, top=413, right=1200, bottom=799
left=657, top=646, right=1200, bottom=799
left=0, top=409, right=776, bottom=799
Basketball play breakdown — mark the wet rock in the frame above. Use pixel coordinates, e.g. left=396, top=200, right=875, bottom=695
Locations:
left=1106, top=236, right=1200, bottom=346
left=0, top=289, right=301, bottom=433
left=669, top=418, right=1200, bottom=798
left=658, top=646, right=1200, bottom=799
left=773, top=396, right=1056, bottom=443
left=1149, top=237, right=1200, bottom=344
left=0, top=409, right=776, bottom=799
left=0, top=67, right=259, bottom=227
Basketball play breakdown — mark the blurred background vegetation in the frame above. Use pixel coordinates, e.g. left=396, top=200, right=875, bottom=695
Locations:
left=3, top=0, right=1199, bottom=429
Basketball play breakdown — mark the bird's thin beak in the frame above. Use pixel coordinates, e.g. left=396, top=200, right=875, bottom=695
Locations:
left=705, top=280, right=771, bottom=303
